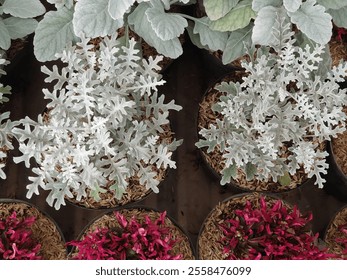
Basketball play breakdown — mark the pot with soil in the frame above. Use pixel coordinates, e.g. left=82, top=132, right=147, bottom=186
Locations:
left=324, top=204, right=347, bottom=259
left=12, top=34, right=182, bottom=210
left=197, top=192, right=331, bottom=260
left=0, top=198, right=67, bottom=260
left=195, top=23, right=347, bottom=193
left=67, top=206, right=195, bottom=260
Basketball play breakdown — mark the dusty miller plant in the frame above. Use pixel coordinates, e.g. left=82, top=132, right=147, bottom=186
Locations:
left=196, top=0, right=347, bottom=65
left=196, top=16, right=347, bottom=189
left=13, top=34, right=182, bottom=210
left=0, top=0, right=46, bottom=50
left=0, top=53, right=15, bottom=180
left=33, top=0, right=230, bottom=63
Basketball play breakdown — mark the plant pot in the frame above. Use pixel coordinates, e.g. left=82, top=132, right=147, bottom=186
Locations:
left=197, top=192, right=327, bottom=260
left=0, top=199, right=67, bottom=260
left=324, top=204, right=347, bottom=259
left=68, top=206, right=195, bottom=260
left=196, top=71, right=323, bottom=193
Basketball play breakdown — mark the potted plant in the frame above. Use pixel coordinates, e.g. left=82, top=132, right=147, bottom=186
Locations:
left=324, top=204, right=347, bottom=259
left=68, top=207, right=195, bottom=260
left=12, top=34, right=182, bottom=210
left=192, top=0, right=347, bottom=65
left=198, top=193, right=331, bottom=259
left=0, top=0, right=46, bottom=61
left=0, top=199, right=66, bottom=259
left=196, top=15, right=347, bottom=192
left=33, top=0, right=197, bottom=63
left=0, top=53, right=16, bottom=180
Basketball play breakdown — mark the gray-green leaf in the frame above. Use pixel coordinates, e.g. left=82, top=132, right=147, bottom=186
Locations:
left=0, top=21, right=11, bottom=50
left=128, top=2, right=183, bottom=59
left=146, top=7, right=188, bottom=41
left=34, top=7, right=77, bottom=62
left=316, top=0, right=347, bottom=10
left=193, top=17, right=228, bottom=51
left=108, top=0, right=135, bottom=21
left=221, top=164, right=237, bottom=185
left=283, top=0, right=302, bottom=13
left=245, top=162, right=257, bottom=181
left=288, top=0, right=332, bottom=45
left=2, top=0, right=45, bottom=18
left=278, top=171, right=291, bottom=186
left=222, top=23, right=252, bottom=65
left=252, top=0, right=282, bottom=12
left=252, top=6, right=285, bottom=46
left=328, top=7, right=347, bottom=28
left=3, top=17, right=38, bottom=39
left=203, top=0, right=239, bottom=21
left=73, top=0, right=123, bottom=38
left=210, top=0, right=255, bottom=32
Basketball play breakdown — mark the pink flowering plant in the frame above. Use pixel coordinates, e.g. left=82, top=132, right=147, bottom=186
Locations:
left=335, top=223, right=347, bottom=258
left=0, top=211, right=41, bottom=260
left=68, top=211, right=182, bottom=260
left=220, top=196, right=331, bottom=260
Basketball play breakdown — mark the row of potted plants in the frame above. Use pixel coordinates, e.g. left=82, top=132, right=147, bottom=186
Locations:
left=1, top=0, right=347, bottom=260
left=1, top=194, right=347, bottom=260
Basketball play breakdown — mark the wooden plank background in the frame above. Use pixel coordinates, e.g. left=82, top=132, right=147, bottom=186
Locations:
left=1, top=39, right=347, bottom=255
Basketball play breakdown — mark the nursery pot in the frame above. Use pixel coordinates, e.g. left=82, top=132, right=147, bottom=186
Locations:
left=68, top=205, right=195, bottom=260
left=197, top=192, right=315, bottom=260
left=196, top=71, right=322, bottom=194
left=0, top=198, right=67, bottom=260
left=324, top=204, right=347, bottom=259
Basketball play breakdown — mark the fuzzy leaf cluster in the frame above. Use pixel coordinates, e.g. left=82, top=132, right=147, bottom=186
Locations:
left=196, top=21, right=347, bottom=189
left=197, top=0, right=347, bottom=65
left=0, top=53, right=15, bottom=180
left=34, top=0, right=197, bottom=62
left=13, top=34, right=182, bottom=210
left=0, top=0, right=46, bottom=50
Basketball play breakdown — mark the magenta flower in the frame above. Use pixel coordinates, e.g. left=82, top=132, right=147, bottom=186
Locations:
left=0, top=211, right=42, bottom=260
left=220, top=196, right=332, bottom=260
left=68, top=211, right=182, bottom=260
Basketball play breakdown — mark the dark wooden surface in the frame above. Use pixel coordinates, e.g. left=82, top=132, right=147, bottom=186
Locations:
left=1, top=39, right=347, bottom=255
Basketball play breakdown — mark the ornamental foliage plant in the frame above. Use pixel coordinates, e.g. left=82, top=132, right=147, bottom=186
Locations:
left=196, top=15, right=347, bottom=189
left=219, top=196, right=331, bottom=260
left=68, top=211, right=182, bottom=260
left=13, top=34, right=182, bottom=210
left=0, top=211, right=42, bottom=260
left=0, top=0, right=46, bottom=50
left=0, top=53, right=15, bottom=180
left=197, top=0, right=347, bottom=64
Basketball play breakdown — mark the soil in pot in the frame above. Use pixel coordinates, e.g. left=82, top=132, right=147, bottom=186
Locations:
left=329, top=26, right=347, bottom=68
left=197, top=71, right=325, bottom=192
left=0, top=199, right=67, bottom=259
left=68, top=207, right=195, bottom=260
left=324, top=205, right=347, bottom=259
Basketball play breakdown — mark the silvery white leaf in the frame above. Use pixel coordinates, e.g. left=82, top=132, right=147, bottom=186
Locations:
left=203, top=0, right=239, bottom=21
left=283, top=0, right=302, bottom=13
left=108, top=0, right=135, bottom=20
left=0, top=21, right=11, bottom=50
left=73, top=0, right=123, bottom=38
left=3, top=17, right=38, bottom=39
left=33, top=7, right=77, bottom=62
left=2, top=0, right=45, bottom=18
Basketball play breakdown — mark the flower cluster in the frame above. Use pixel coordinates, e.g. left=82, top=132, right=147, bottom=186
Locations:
left=335, top=223, right=347, bottom=258
left=13, top=34, right=182, bottom=210
left=220, top=196, right=331, bottom=260
left=0, top=211, right=41, bottom=260
left=68, top=211, right=182, bottom=260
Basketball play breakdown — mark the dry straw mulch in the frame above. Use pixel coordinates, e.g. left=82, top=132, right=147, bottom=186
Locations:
left=70, top=208, right=195, bottom=260
left=0, top=201, right=67, bottom=260
left=325, top=206, right=347, bottom=258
